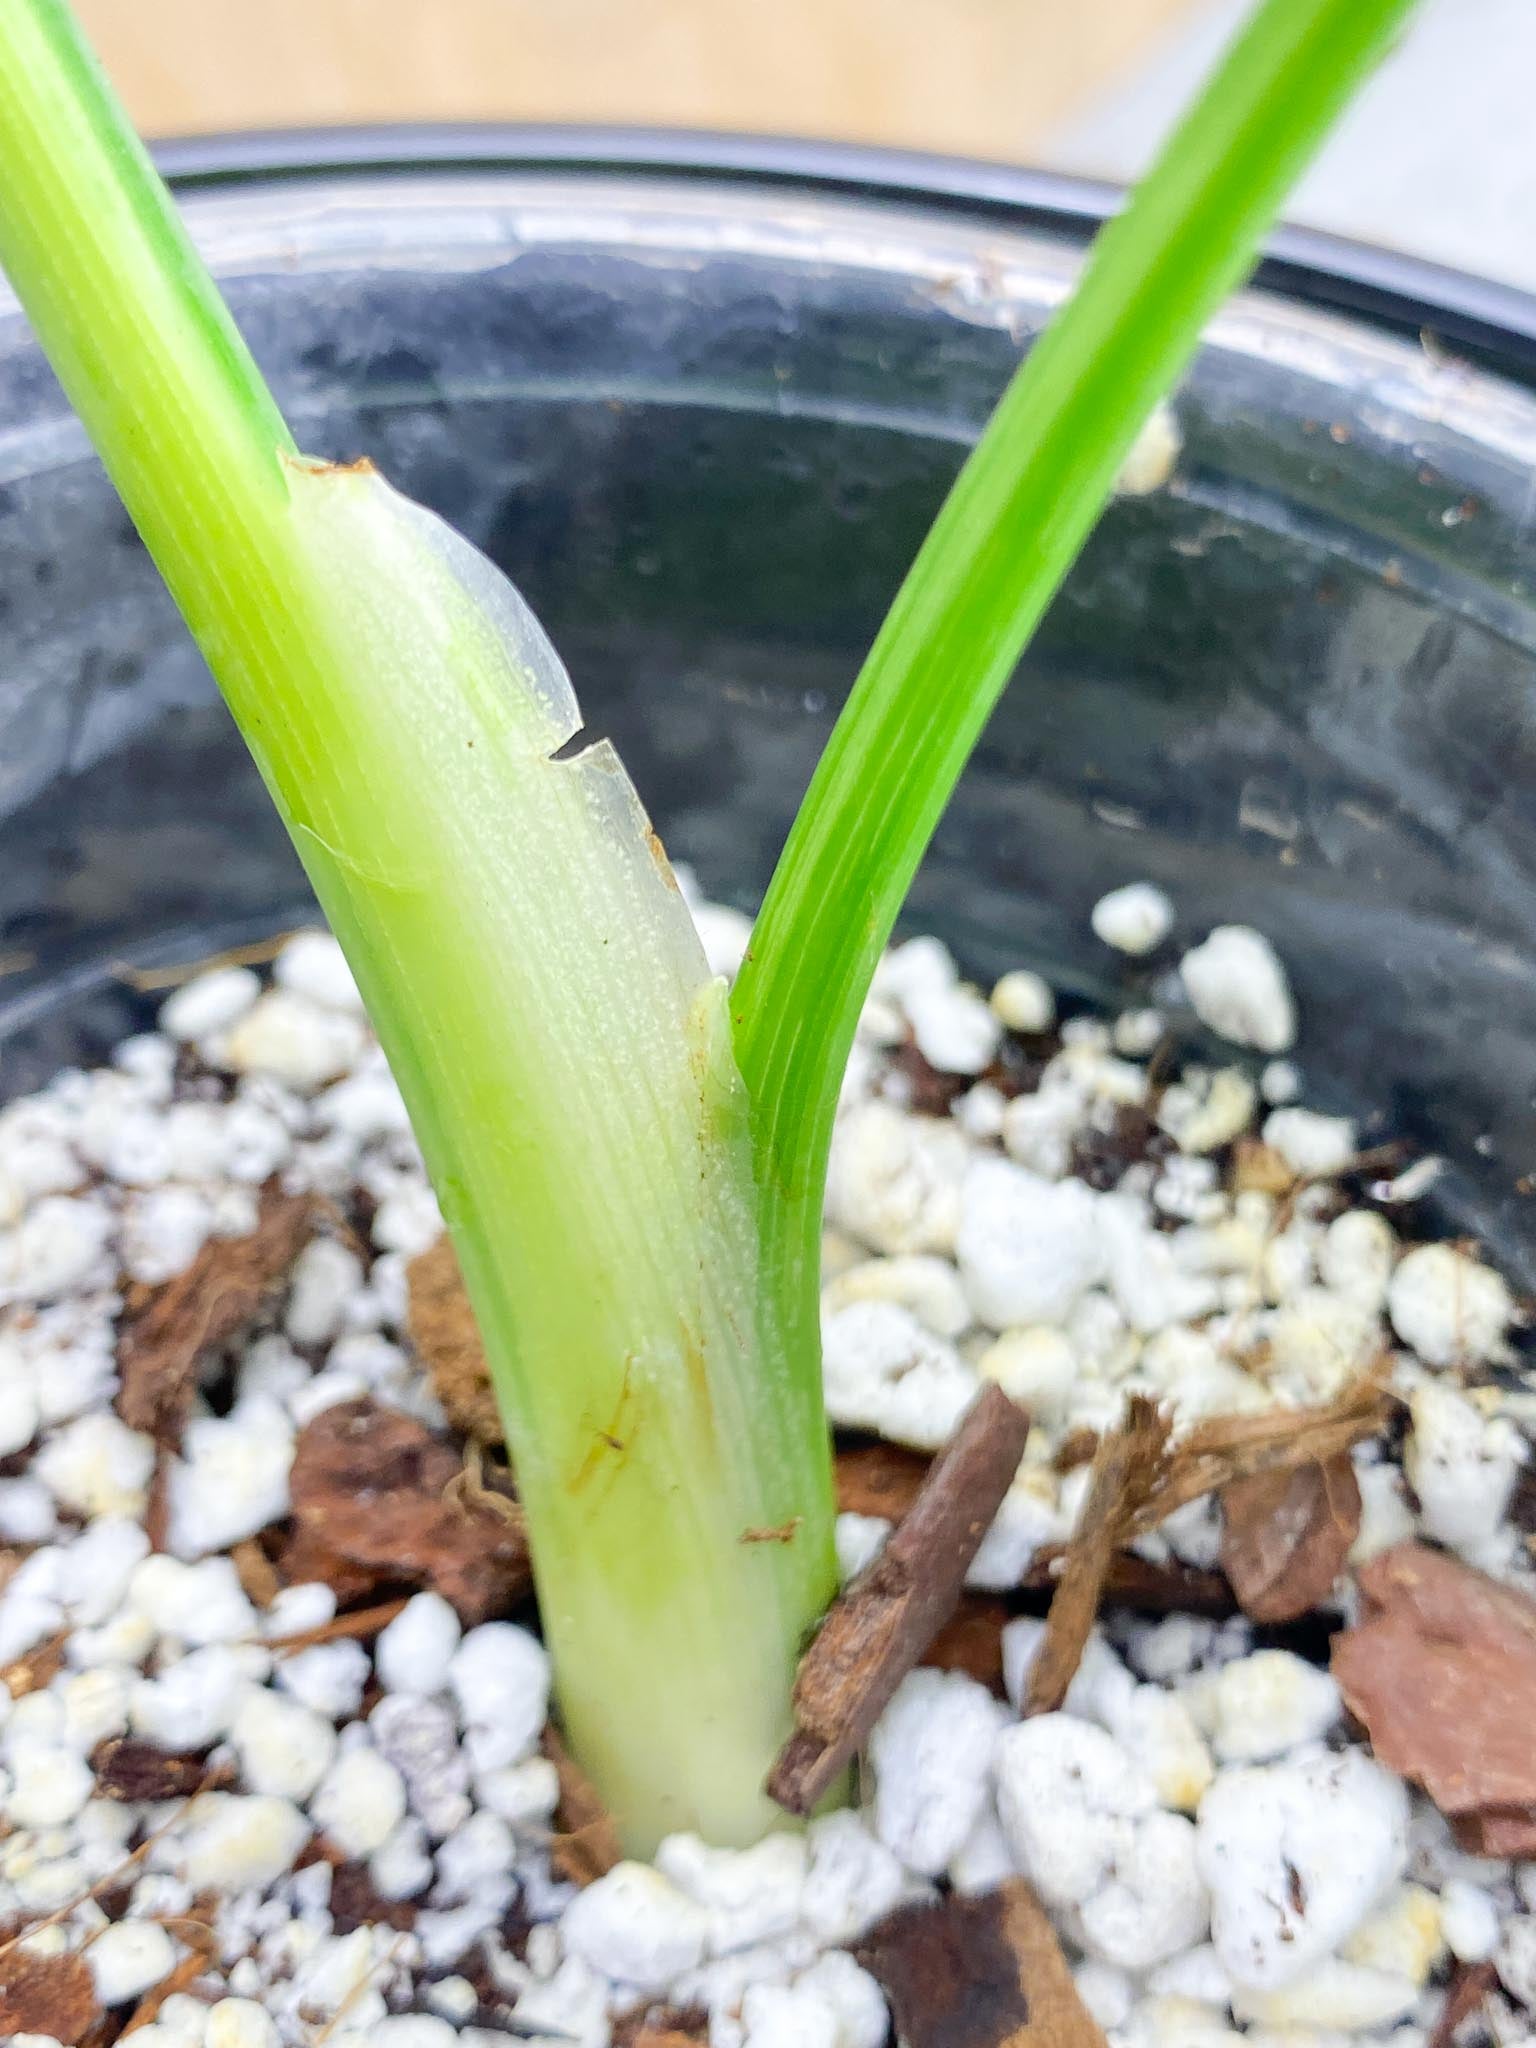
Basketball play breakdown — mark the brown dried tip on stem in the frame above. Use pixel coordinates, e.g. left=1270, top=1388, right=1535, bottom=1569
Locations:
left=0, top=1947, right=101, bottom=2045
left=544, top=1726, right=624, bottom=1887
left=1220, top=1452, right=1361, bottom=1624
left=117, top=1183, right=318, bottom=1445
left=1425, top=1959, right=1496, bottom=2048
left=1025, top=1395, right=1172, bottom=1717
left=854, top=1878, right=1108, bottom=2048
left=1332, top=1542, right=1536, bottom=1855
left=406, top=1235, right=504, bottom=1445
left=768, top=1384, right=1029, bottom=1817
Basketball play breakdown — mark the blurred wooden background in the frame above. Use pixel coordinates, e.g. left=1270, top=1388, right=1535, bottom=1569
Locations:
left=77, top=0, right=1203, bottom=155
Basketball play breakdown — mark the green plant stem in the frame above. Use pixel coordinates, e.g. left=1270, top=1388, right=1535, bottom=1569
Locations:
left=0, top=0, right=835, bottom=1851
left=732, top=0, right=1418, bottom=1406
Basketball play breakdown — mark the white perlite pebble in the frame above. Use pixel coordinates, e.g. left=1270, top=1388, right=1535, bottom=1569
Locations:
left=1092, top=882, right=1174, bottom=957
left=1179, top=926, right=1296, bottom=1053
left=86, top=1919, right=177, bottom=2004
left=376, top=1592, right=462, bottom=1697
left=276, top=1640, right=369, bottom=1720
left=1262, top=1107, right=1357, bottom=1178
left=129, top=1554, right=258, bottom=1646
left=219, top=990, right=366, bottom=1090
left=0, top=1373, right=39, bottom=1457
left=1197, top=1651, right=1343, bottom=1764
left=990, top=969, right=1055, bottom=1035
left=834, top=1512, right=891, bottom=1583
left=230, top=1689, right=337, bottom=1800
left=285, top=1237, right=365, bottom=1348
left=956, top=1158, right=1103, bottom=1328
left=274, top=930, right=364, bottom=1012
left=801, top=1810, right=907, bottom=1946
left=824, top=1100, right=968, bottom=1257
left=869, top=1667, right=1006, bottom=1877
left=34, top=1411, right=155, bottom=1519
left=995, top=1714, right=1155, bottom=1912
left=1405, top=1380, right=1524, bottom=1560
left=655, top=1830, right=807, bottom=1954
left=561, top=1861, right=711, bottom=1990
left=449, top=1622, right=549, bottom=1772
left=131, top=1645, right=268, bottom=1750
left=180, top=1791, right=311, bottom=1893
left=1195, top=1748, right=1409, bottom=1989
left=369, top=1693, right=471, bottom=1840
left=4, top=1741, right=94, bottom=1826
left=978, top=1326, right=1078, bottom=1423
left=821, top=1254, right=971, bottom=1339
left=160, top=966, right=261, bottom=1041
left=821, top=1301, right=977, bottom=1452
left=166, top=1399, right=295, bottom=1559
left=1439, top=1879, right=1500, bottom=1963
left=905, top=981, right=1002, bottom=1077
left=1389, top=1242, right=1514, bottom=1367
left=206, top=2000, right=281, bottom=2048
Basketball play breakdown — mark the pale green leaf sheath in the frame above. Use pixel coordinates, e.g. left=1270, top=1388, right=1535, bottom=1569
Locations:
left=0, top=0, right=835, bottom=1851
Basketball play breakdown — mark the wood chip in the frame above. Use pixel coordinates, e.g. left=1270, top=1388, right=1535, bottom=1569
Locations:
left=1220, top=1452, right=1361, bottom=1623
left=921, top=1596, right=1010, bottom=1695
left=613, top=2007, right=709, bottom=2047
left=1426, top=1959, right=1496, bottom=2048
left=769, top=1384, right=1029, bottom=1816
left=1333, top=1542, right=1536, bottom=1827
left=0, top=1947, right=101, bottom=2044
left=544, top=1726, right=624, bottom=1887
left=231, top=1537, right=281, bottom=1609
left=1022, top=1548, right=1235, bottom=1617
left=1128, top=1376, right=1389, bottom=1537
left=287, top=1398, right=531, bottom=1623
left=92, top=1737, right=210, bottom=1802
left=1025, top=1395, right=1171, bottom=1716
left=1451, top=1806, right=1536, bottom=1858
left=117, top=1184, right=317, bottom=1445
left=853, top=1878, right=1107, bottom=2048
left=834, top=1439, right=932, bottom=1521
left=1232, top=1137, right=1297, bottom=1196
left=3, top=1627, right=69, bottom=1698
left=406, top=1235, right=503, bottom=1445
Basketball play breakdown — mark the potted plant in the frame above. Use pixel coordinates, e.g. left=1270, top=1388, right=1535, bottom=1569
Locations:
left=2, top=1, right=1534, bottom=2044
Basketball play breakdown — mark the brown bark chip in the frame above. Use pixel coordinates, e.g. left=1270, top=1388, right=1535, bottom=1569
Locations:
left=93, top=1737, right=210, bottom=1801
left=117, top=1183, right=317, bottom=1445
left=921, top=1596, right=1011, bottom=1695
left=768, top=1384, right=1029, bottom=1816
left=1221, top=1453, right=1361, bottom=1623
left=834, top=1438, right=932, bottom=1522
left=544, top=1726, right=624, bottom=1886
left=1025, top=1396, right=1171, bottom=1717
left=287, top=1398, right=531, bottom=1623
left=1332, top=1542, right=1536, bottom=1825
left=406, top=1235, right=502, bottom=1445
left=854, top=1878, right=1108, bottom=2048
left=0, top=1947, right=101, bottom=2043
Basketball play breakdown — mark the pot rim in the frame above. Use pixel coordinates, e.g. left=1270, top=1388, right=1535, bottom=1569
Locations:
left=149, top=122, right=1536, bottom=383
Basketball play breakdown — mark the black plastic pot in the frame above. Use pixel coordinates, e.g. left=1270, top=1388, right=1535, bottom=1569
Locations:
left=1, top=131, right=1533, bottom=1284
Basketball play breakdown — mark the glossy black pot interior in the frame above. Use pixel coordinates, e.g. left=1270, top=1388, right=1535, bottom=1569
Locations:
left=1, top=134, right=1533, bottom=1285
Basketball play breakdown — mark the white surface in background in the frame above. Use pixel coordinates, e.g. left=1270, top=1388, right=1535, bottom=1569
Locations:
left=1050, top=0, right=1536, bottom=292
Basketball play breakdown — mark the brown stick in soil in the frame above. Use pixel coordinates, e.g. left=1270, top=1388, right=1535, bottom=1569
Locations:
left=117, top=1183, right=317, bottom=1444
left=1025, top=1395, right=1171, bottom=1717
left=768, top=1384, right=1029, bottom=1817
left=1425, top=1959, right=1497, bottom=2048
